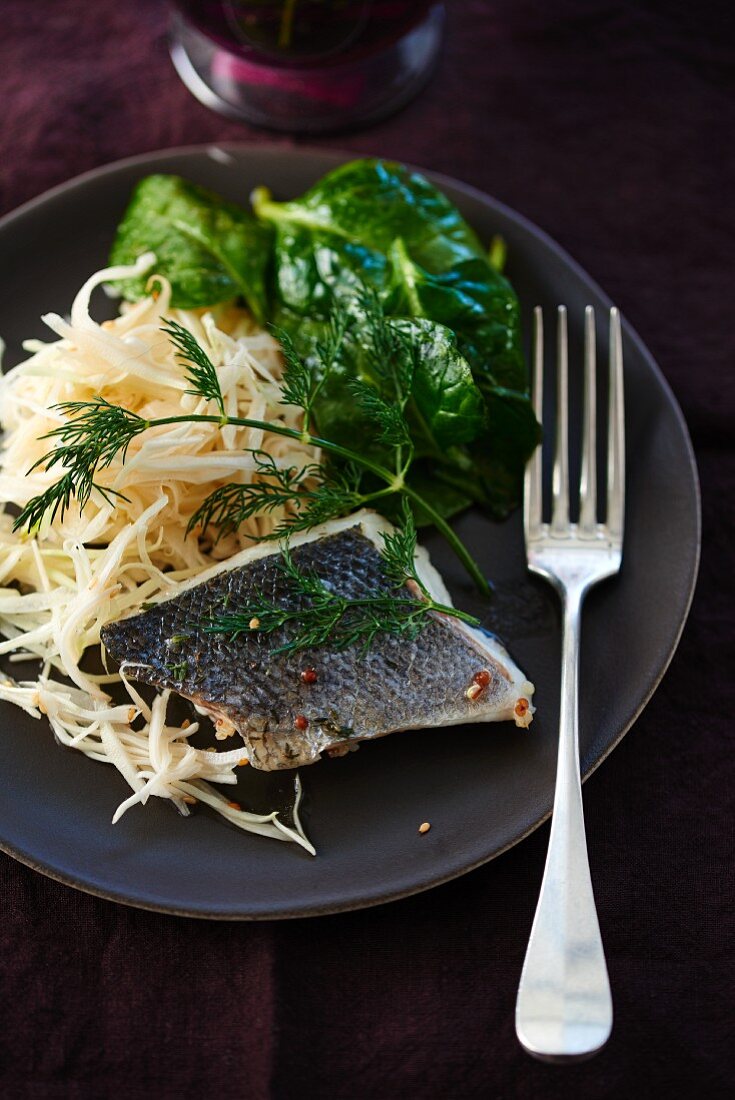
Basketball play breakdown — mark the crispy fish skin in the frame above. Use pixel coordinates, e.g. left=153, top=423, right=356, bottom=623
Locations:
left=101, top=514, right=534, bottom=770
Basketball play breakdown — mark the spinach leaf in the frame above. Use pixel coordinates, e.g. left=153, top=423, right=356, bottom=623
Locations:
left=386, top=247, right=541, bottom=515
left=472, top=387, right=542, bottom=516
left=402, top=466, right=474, bottom=525
left=109, top=175, right=272, bottom=321
left=264, top=224, right=393, bottom=318
left=289, top=310, right=485, bottom=470
left=251, top=158, right=488, bottom=322
left=254, top=162, right=524, bottom=383
left=256, top=160, right=538, bottom=517
left=393, top=318, right=484, bottom=451
left=252, top=159, right=484, bottom=273
left=108, top=160, right=541, bottom=527
left=388, top=244, right=527, bottom=392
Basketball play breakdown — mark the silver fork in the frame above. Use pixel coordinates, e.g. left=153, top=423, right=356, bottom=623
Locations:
left=515, top=305, right=624, bottom=1060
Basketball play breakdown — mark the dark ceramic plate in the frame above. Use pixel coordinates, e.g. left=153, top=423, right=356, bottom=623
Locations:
left=0, top=146, right=699, bottom=918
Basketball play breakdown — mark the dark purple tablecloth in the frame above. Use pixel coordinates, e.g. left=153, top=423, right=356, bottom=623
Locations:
left=1, top=2, right=733, bottom=1096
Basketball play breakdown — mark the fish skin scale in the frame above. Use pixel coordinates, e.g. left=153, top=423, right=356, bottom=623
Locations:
left=101, top=529, right=526, bottom=771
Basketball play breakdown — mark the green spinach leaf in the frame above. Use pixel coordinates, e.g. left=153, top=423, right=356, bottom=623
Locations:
left=255, top=160, right=538, bottom=516
left=108, top=160, right=541, bottom=527
left=388, top=244, right=527, bottom=392
left=393, top=318, right=485, bottom=451
left=402, top=466, right=474, bottom=525
left=276, top=301, right=485, bottom=464
left=252, top=159, right=484, bottom=272
left=109, top=175, right=272, bottom=320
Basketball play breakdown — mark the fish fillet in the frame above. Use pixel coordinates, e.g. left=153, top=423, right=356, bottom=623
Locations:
left=101, top=511, right=535, bottom=770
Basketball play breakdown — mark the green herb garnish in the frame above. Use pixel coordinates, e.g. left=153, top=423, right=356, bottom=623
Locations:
left=109, top=159, right=539, bottom=519
left=165, top=659, right=189, bottom=681
left=187, top=452, right=362, bottom=542
left=207, top=504, right=479, bottom=654
left=162, top=319, right=226, bottom=416
left=18, top=158, right=544, bottom=642
left=109, top=175, right=271, bottom=321
left=14, top=399, right=149, bottom=532
left=16, top=299, right=490, bottom=595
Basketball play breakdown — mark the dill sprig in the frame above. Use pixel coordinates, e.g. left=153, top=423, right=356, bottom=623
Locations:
left=379, top=499, right=429, bottom=594
left=206, top=509, right=479, bottom=654
left=276, top=329, right=312, bottom=413
left=31, top=398, right=148, bottom=462
left=277, top=306, right=348, bottom=431
left=359, top=287, right=416, bottom=400
left=272, top=462, right=364, bottom=536
left=16, top=323, right=227, bottom=532
left=188, top=451, right=362, bottom=540
left=16, top=310, right=491, bottom=596
left=349, top=290, right=415, bottom=465
left=161, top=319, right=226, bottom=416
left=348, top=380, right=411, bottom=449
left=13, top=398, right=148, bottom=532
left=188, top=452, right=320, bottom=538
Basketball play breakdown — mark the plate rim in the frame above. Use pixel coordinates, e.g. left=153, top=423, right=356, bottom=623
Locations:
left=0, top=143, right=701, bottom=919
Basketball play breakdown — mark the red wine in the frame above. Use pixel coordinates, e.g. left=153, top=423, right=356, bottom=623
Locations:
left=173, top=0, right=433, bottom=66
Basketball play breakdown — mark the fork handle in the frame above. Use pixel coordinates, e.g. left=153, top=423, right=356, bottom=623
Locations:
left=515, top=587, right=613, bottom=1059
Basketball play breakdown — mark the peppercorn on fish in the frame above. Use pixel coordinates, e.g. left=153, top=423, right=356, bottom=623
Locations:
left=101, top=511, right=534, bottom=771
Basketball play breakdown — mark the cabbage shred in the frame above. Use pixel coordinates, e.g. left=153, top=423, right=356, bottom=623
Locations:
left=0, top=257, right=318, bottom=854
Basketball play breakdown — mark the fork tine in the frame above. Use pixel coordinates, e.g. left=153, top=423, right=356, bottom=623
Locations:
left=606, top=308, right=625, bottom=542
left=550, top=306, right=569, bottom=535
left=579, top=306, right=598, bottom=534
left=524, top=307, right=544, bottom=540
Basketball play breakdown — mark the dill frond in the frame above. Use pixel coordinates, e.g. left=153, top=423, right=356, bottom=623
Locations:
left=277, top=329, right=313, bottom=413
left=35, top=399, right=148, bottom=468
left=276, top=302, right=349, bottom=429
left=268, top=463, right=362, bottom=537
left=189, top=453, right=362, bottom=541
left=356, top=287, right=416, bottom=401
left=14, top=399, right=148, bottom=531
left=348, top=379, right=411, bottom=449
left=206, top=517, right=479, bottom=655
left=189, top=452, right=319, bottom=538
left=315, top=306, right=350, bottom=375
left=162, top=319, right=225, bottom=416
left=379, top=500, right=429, bottom=597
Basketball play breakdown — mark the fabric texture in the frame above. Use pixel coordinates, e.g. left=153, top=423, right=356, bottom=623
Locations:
left=1, top=1, right=733, bottom=1096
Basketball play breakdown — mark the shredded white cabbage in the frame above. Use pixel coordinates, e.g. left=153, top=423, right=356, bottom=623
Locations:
left=0, top=259, right=317, bottom=854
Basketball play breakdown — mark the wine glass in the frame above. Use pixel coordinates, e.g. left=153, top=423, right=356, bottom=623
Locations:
left=169, top=1, right=446, bottom=133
